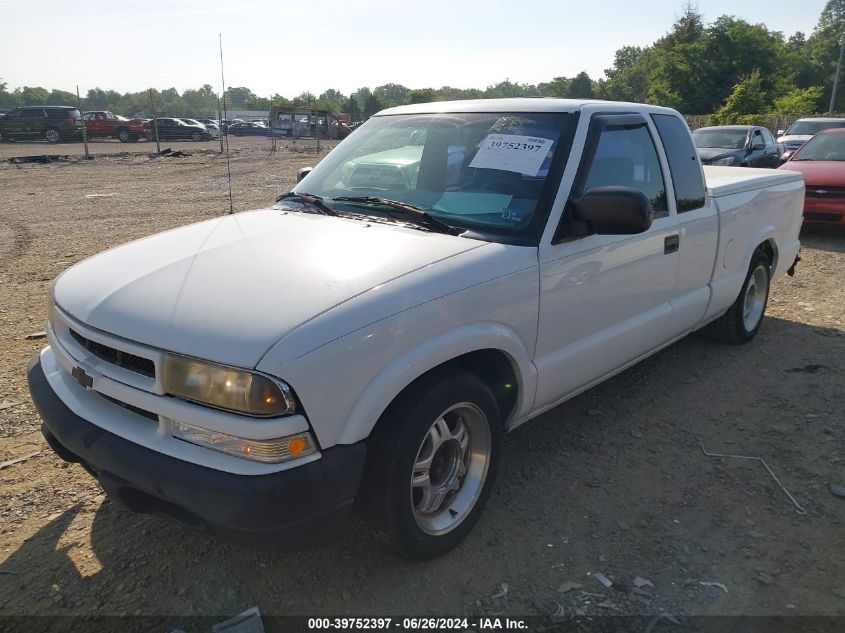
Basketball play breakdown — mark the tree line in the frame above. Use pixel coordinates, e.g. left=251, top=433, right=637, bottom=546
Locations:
left=2, top=1, right=844, bottom=123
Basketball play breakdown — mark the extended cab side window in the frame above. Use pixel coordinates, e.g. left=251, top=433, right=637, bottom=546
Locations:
left=651, top=114, right=706, bottom=213
left=579, top=123, right=668, bottom=218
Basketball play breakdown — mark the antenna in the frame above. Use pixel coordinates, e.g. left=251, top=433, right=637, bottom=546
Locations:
left=219, top=33, right=234, bottom=215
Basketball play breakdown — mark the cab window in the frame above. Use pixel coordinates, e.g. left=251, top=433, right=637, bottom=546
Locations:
left=579, top=123, right=668, bottom=217
left=651, top=114, right=706, bottom=213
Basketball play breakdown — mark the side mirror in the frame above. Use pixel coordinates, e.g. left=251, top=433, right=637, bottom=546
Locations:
left=777, top=129, right=784, bottom=137
left=571, top=186, right=653, bottom=235
left=297, top=167, right=313, bottom=182
left=751, top=142, right=766, bottom=151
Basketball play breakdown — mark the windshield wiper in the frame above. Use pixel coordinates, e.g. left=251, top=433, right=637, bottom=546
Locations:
left=277, top=192, right=338, bottom=216
left=332, top=196, right=462, bottom=236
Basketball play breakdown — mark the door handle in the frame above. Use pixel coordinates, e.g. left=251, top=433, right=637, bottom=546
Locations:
left=664, top=234, right=679, bottom=254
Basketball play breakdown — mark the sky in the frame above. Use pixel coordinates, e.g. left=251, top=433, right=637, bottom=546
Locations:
left=0, top=0, right=832, bottom=98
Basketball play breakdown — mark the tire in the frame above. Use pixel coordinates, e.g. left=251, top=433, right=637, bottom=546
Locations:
left=360, top=370, right=501, bottom=560
left=45, top=128, right=61, bottom=144
left=117, top=128, right=130, bottom=142
left=705, top=249, right=771, bottom=344
left=191, top=131, right=202, bottom=141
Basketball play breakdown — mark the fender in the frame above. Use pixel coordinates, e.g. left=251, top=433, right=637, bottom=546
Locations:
left=706, top=223, right=776, bottom=323
left=337, top=323, right=537, bottom=445
left=745, top=225, right=778, bottom=272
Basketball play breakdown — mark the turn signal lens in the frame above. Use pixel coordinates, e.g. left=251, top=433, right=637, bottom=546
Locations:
left=171, top=420, right=315, bottom=463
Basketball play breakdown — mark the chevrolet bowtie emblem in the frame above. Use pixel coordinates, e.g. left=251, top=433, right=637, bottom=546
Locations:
left=815, top=189, right=828, bottom=194
left=71, top=366, right=93, bottom=389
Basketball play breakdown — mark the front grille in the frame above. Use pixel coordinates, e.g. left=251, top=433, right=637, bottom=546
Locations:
left=98, top=393, right=159, bottom=422
left=805, top=211, right=843, bottom=222
left=68, top=329, right=155, bottom=378
left=805, top=186, right=845, bottom=198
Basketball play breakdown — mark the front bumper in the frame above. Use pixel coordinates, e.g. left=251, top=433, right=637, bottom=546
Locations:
left=28, top=353, right=367, bottom=550
left=803, top=199, right=845, bottom=225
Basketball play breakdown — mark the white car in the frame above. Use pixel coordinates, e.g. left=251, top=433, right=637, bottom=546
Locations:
left=777, top=116, right=845, bottom=161
left=29, top=98, right=803, bottom=559
left=178, top=118, right=221, bottom=139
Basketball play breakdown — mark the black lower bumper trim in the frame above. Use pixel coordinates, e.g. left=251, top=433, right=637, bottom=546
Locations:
left=28, top=353, right=367, bottom=550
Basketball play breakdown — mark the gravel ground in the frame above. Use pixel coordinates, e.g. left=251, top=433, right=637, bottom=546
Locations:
left=0, top=144, right=843, bottom=629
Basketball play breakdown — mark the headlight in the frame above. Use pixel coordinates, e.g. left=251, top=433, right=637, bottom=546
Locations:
left=163, top=354, right=296, bottom=417
left=172, top=421, right=316, bottom=463
left=712, top=156, right=736, bottom=166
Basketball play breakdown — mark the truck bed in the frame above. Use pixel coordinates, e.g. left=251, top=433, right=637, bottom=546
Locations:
left=703, top=165, right=804, bottom=197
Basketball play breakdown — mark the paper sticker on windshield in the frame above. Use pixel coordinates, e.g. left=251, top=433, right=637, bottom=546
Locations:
left=469, top=134, right=554, bottom=176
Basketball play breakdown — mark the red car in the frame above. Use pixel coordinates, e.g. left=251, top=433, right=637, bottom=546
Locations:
left=778, top=127, right=845, bottom=226
left=83, top=111, right=148, bottom=142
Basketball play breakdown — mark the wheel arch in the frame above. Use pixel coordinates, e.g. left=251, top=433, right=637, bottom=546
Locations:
left=336, top=326, right=536, bottom=446
left=745, top=227, right=778, bottom=271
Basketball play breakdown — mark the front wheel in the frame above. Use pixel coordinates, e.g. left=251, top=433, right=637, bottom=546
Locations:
left=705, top=249, right=771, bottom=343
left=360, top=370, right=500, bottom=560
left=191, top=131, right=202, bottom=141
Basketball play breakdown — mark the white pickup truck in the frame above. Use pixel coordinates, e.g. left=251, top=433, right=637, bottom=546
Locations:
left=28, top=99, right=803, bottom=560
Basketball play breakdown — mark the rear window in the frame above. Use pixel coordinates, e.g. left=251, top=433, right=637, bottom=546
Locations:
left=46, top=108, right=80, bottom=119
left=651, top=114, right=706, bottom=213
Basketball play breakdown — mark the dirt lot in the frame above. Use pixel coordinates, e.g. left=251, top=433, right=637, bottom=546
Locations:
left=0, top=143, right=843, bottom=629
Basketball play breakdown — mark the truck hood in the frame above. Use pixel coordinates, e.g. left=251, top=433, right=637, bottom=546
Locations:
left=53, top=209, right=484, bottom=367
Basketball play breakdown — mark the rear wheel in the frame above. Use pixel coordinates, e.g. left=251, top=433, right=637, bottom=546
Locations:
left=117, top=128, right=130, bottom=142
left=360, top=370, right=500, bottom=560
left=45, top=128, right=61, bottom=144
left=705, top=249, right=771, bottom=344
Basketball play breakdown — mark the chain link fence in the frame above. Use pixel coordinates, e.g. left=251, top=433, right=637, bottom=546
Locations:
left=3, top=80, right=841, bottom=157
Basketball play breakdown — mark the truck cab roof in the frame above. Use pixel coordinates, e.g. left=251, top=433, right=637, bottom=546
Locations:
left=377, top=98, right=680, bottom=117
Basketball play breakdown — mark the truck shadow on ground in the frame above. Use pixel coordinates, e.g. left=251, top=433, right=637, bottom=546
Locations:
left=799, top=224, right=845, bottom=253
left=1, top=314, right=843, bottom=626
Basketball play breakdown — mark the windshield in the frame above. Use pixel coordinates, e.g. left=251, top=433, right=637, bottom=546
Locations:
left=785, top=120, right=845, bottom=136
left=791, top=132, right=845, bottom=161
left=291, top=111, right=573, bottom=241
left=692, top=129, right=748, bottom=149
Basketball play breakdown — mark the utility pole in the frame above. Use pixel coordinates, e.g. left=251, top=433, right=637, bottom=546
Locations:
left=76, top=85, right=89, bottom=158
left=149, top=89, right=160, bottom=154
left=829, top=33, right=845, bottom=115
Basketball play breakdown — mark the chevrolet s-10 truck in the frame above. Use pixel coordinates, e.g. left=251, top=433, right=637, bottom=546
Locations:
left=28, top=99, right=803, bottom=560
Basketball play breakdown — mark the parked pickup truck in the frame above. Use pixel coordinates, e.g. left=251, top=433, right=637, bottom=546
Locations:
left=83, top=111, right=147, bottom=142
left=28, top=99, right=803, bottom=560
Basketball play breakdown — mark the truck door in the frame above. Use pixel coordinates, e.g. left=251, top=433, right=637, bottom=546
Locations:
left=650, top=114, right=718, bottom=333
left=83, top=112, right=100, bottom=137
left=533, top=111, right=680, bottom=411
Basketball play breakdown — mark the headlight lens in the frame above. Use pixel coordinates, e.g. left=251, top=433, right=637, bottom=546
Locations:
left=712, top=156, right=736, bottom=166
left=172, top=421, right=315, bottom=463
left=163, top=354, right=296, bottom=417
